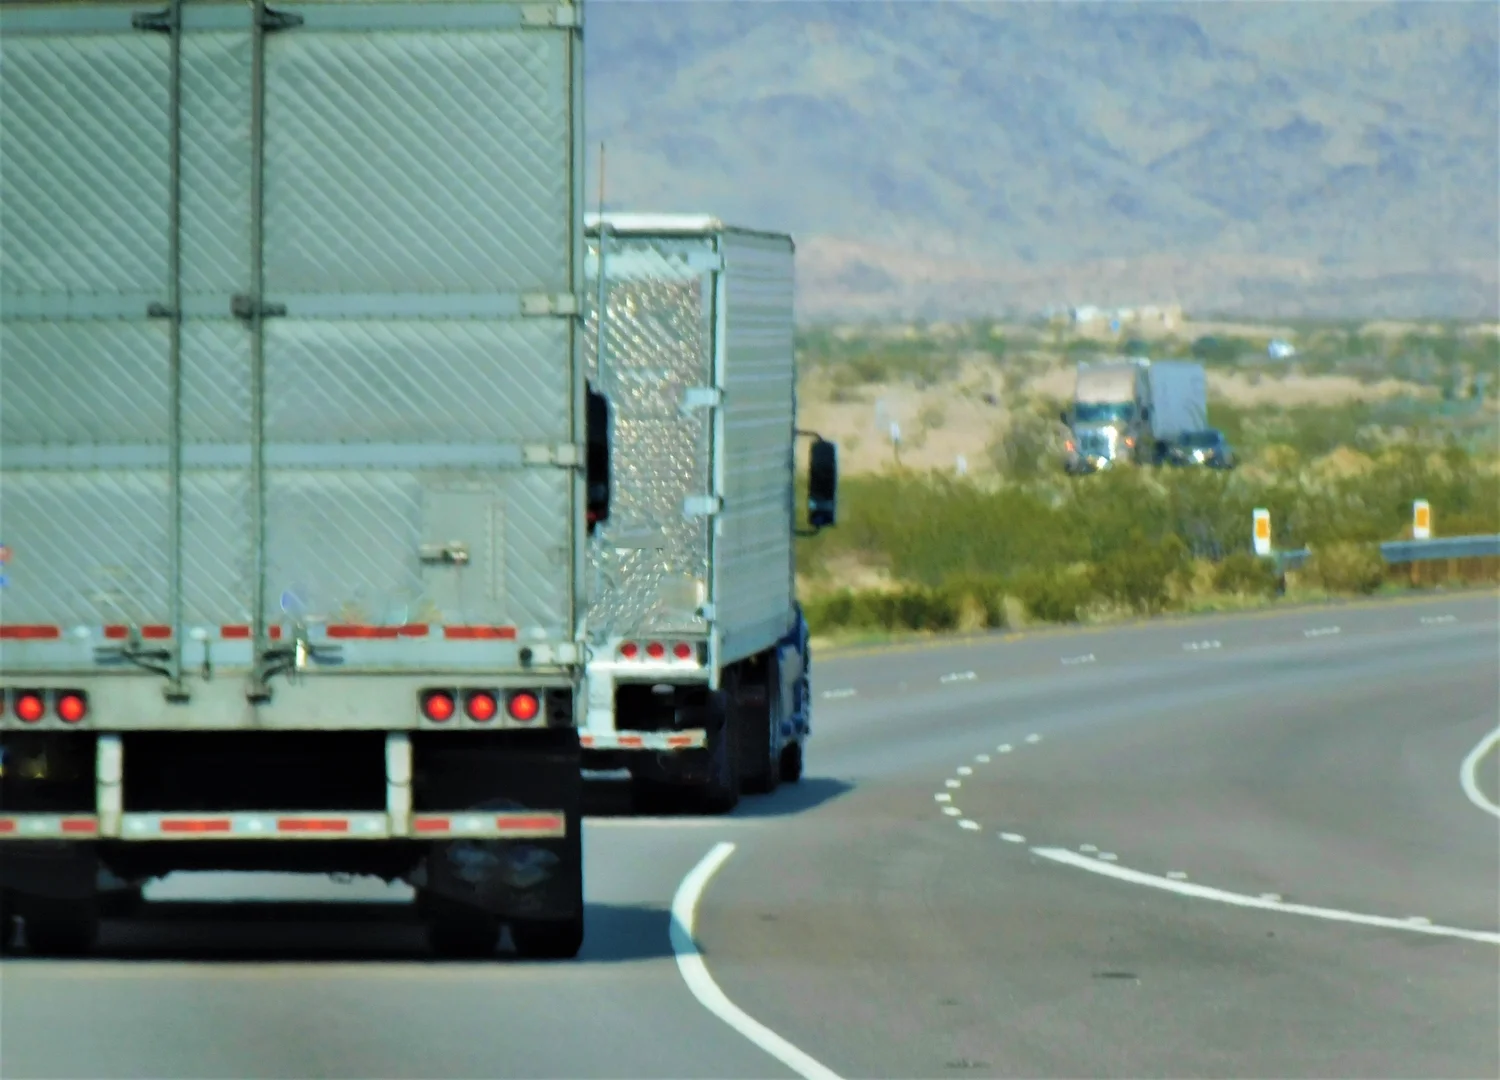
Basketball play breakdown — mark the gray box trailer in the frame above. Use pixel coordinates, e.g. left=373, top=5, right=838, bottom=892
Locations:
left=1145, top=360, right=1208, bottom=444
left=0, top=0, right=591, bottom=958
left=579, top=214, right=836, bottom=813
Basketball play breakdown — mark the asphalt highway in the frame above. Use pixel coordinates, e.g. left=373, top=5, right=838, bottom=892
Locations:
left=2, top=591, right=1496, bottom=1079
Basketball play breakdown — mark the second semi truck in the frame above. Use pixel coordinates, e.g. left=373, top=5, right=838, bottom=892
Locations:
left=579, top=214, right=838, bottom=814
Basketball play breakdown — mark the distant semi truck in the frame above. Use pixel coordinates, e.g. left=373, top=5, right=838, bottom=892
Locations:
left=579, top=213, right=838, bottom=814
left=1061, top=357, right=1207, bottom=472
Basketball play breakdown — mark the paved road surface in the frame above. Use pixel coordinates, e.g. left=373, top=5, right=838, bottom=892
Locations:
left=2, top=591, right=1496, bottom=1078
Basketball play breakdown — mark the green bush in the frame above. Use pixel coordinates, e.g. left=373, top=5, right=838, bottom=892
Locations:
left=939, top=574, right=1010, bottom=631
left=1306, top=542, right=1385, bottom=595
left=803, top=585, right=961, bottom=635
left=1088, top=536, right=1190, bottom=614
left=1012, top=568, right=1094, bottom=624
left=1213, top=553, right=1282, bottom=598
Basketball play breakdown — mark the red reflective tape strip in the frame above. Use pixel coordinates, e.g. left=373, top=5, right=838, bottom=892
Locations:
left=102, top=625, right=172, bottom=640
left=579, top=735, right=595, bottom=748
left=618, top=735, right=644, bottom=748
left=442, top=626, right=518, bottom=641
left=0, top=625, right=61, bottom=640
left=0, top=819, right=16, bottom=834
left=498, top=814, right=565, bottom=833
left=160, top=818, right=232, bottom=834
left=277, top=817, right=349, bottom=834
left=141, top=625, right=172, bottom=639
left=412, top=816, right=452, bottom=834
left=326, top=624, right=429, bottom=639
left=666, top=734, right=695, bottom=748
left=61, top=817, right=98, bottom=835
left=221, top=625, right=251, bottom=639
left=104, top=625, right=129, bottom=640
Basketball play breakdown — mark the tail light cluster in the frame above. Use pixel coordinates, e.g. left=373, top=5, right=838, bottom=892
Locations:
left=2, top=688, right=89, bottom=725
left=617, top=640, right=700, bottom=663
left=419, top=689, right=540, bottom=726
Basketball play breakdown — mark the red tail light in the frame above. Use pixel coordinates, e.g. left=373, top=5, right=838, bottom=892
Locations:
left=673, top=641, right=693, bottom=660
left=421, top=690, right=455, bottom=723
left=646, top=641, right=665, bottom=660
left=56, top=692, right=88, bottom=724
left=14, top=692, right=44, bottom=724
left=465, top=691, right=498, bottom=722
left=507, top=691, right=540, bottom=722
left=619, top=642, right=639, bottom=659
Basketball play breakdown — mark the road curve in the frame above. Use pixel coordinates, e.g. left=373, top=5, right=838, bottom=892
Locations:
left=1, top=591, right=1496, bottom=1079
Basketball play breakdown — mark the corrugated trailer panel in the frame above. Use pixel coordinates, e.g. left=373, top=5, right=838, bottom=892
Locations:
left=713, top=230, right=797, bottom=665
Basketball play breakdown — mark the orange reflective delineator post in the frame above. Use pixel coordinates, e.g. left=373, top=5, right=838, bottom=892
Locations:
left=1413, top=499, right=1432, bottom=541
left=1252, top=508, right=1272, bottom=557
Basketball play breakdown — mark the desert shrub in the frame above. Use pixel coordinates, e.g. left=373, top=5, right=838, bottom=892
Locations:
left=1088, top=536, right=1190, bottom=614
left=803, top=586, right=960, bottom=634
left=1306, top=542, right=1385, bottom=595
left=1213, top=552, right=1282, bottom=597
left=1011, top=568, right=1094, bottom=624
left=940, top=574, right=1010, bottom=631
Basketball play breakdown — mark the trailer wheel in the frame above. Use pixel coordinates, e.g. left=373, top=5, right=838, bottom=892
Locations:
left=0, top=892, right=16, bottom=955
left=17, top=896, right=99, bottom=957
left=99, top=886, right=145, bottom=918
left=696, top=689, right=741, bottom=814
left=739, top=655, right=782, bottom=796
left=511, top=915, right=584, bottom=960
left=778, top=739, right=804, bottom=784
left=421, top=893, right=501, bottom=958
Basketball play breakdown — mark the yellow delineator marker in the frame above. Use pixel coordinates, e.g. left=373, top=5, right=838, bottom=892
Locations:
left=1252, top=508, right=1272, bottom=557
left=1413, top=499, right=1432, bottom=540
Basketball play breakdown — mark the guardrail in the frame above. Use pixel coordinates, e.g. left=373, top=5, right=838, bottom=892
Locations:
left=1275, top=534, right=1500, bottom=573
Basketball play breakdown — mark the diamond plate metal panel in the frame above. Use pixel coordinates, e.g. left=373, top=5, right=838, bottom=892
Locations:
left=262, top=29, right=570, bottom=293
left=264, top=320, right=570, bottom=443
left=262, top=469, right=570, bottom=632
left=584, top=237, right=715, bottom=639
left=0, top=471, right=170, bottom=626
left=712, top=232, right=797, bottom=659
left=180, top=29, right=253, bottom=295
left=0, top=322, right=171, bottom=444
left=0, top=29, right=170, bottom=294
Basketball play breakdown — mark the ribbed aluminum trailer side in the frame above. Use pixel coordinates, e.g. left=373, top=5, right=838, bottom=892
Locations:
left=578, top=214, right=838, bottom=813
left=0, top=0, right=593, bottom=958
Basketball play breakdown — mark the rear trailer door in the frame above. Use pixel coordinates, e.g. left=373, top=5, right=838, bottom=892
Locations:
left=1, top=1, right=585, bottom=688
left=583, top=229, right=717, bottom=643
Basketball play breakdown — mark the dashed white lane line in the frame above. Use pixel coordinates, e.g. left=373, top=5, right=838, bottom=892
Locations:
left=1460, top=726, right=1500, bottom=819
left=1097, top=852, right=1118, bottom=862
left=1303, top=626, right=1341, bottom=638
left=975, top=754, right=991, bottom=763
left=1421, top=614, right=1458, bottom=625
left=672, top=843, right=845, bottom=1080
left=956, top=766, right=974, bottom=776
left=1024, top=733, right=1042, bottom=744
left=999, top=832, right=1026, bottom=844
left=1183, top=639, right=1223, bottom=651
left=942, top=806, right=963, bottom=817
left=1061, top=653, right=1096, bottom=666
left=934, top=793, right=952, bottom=803
left=945, top=779, right=962, bottom=789
left=1079, top=843, right=1098, bottom=853
left=1166, top=871, right=1189, bottom=880
left=1259, top=892, right=1283, bottom=902
left=940, top=670, right=977, bottom=684
left=820, top=688, right=857, bottom=700
left=959, top=819, right=981, bottom=831
left=1032, top=847, right=1500, bottom=945
left=997, top=744, right=1014, bottom=753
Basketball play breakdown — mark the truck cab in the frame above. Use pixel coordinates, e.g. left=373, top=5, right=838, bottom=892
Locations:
left=1062, top=358, right=1154, bottom=473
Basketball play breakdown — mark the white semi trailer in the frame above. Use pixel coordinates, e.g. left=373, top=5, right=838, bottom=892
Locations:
left=0, top=0, right=597, bottom=958
left=579, top=214, right=838, bottom=814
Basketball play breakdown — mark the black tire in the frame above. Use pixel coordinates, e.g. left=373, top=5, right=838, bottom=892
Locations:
left=739, top=656, right=782, bottom=797
left=421, top=892, right=501, bottom=959
left=19, top=897, right=99, bottom=957
left=99, top=886, right=145, bottom=919
left=695, top=689, right=740, bottom=814
left=0, top=892, right=16, bottom=956
left=778, top=739, right=804, bottom=785
left=511, top=915, right=584, bottom=960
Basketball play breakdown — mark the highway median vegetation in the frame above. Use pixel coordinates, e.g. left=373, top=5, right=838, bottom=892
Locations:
left=798, top=442, right=1500, bottom=637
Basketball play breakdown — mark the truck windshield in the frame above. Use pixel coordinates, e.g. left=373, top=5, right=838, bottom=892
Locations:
left=1074, top=402, right=1135, bottom=424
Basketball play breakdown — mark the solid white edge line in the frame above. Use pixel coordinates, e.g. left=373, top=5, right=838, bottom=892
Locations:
left=1460, top=726, right=1500, bottom=819
left=1032, top=846, right=1500, bottom=945
left=671, top=842, right=845, bottom=1080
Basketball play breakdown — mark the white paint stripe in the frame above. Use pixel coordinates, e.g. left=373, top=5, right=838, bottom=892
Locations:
left=1033, top=847, right=1500, bottom=945
left=940, top=670, right=977, bottom=684
left=1166, top=871, right=1189, bottom=880
left=959, top=819, right=981, bottom=831
left=942, top=806, right=963, bottom=817
left=1303, top=626, right=1341, bottom=638
left=1024, top=733, right=1042, bottom=744
left=672, top=843, right=844, bottom=1080
left=1460, top=726, right=1500, bottom=819
left=1259, top=893, right=1283, bottom=902
left=820, top=688, right=857, bottom=700
left=975, top=754, right=991, bottom=763
left=1079, top=843, right=1098, bottom=853
left=946, top=779, right=962, bottom=789
left=999, top=832, right=1026, bottom=843
left=956, top=766, right=974, bottom=776
left=1098, top=852, right=1118, bottom=862
left=934, top=793, right=952, bottom=803
left=1061, top=653, right=1096, bottom=666
left=997, top=744, right=1013, bottom=753
left=1421, top=614, right=1457, bottom=625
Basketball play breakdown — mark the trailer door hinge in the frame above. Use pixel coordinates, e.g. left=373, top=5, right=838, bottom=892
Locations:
left=521, top=3, right=580, bottom=28
left=683, top=495, right=722, bottom=518
left=681, top=386, right=721, bottom=410
left=523, top=443, right=581, bottom=467
left=131, top=7, right=178, bottom=33
left=521, top=292, right=580, bottom=317
left=231, top=294, right=288, bottom=320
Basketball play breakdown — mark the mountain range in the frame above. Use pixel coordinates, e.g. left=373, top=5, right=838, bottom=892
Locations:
left=583, top=0, right=1499, bottom=321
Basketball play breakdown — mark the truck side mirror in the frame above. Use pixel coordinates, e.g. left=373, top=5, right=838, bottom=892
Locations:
left=586, top=382, right=612, bottom=535
left=808, top=438, right=838, bottom=530
left=1059, top=410, right=1069, bottom=425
